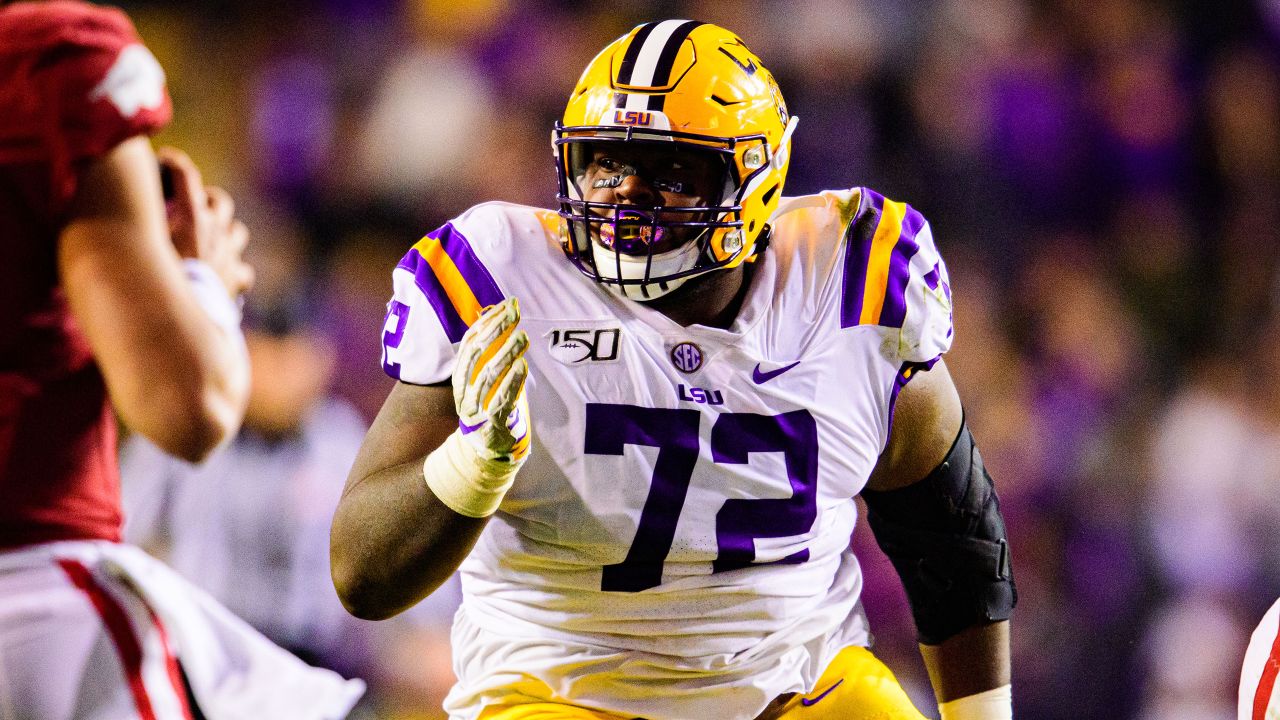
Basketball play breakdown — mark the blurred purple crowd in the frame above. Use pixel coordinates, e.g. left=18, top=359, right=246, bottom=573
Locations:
left=113, top=0, right=1280, bottom=717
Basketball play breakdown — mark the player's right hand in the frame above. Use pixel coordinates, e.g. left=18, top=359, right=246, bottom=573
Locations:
left=452, top=298, right=531, bottom=465
left=157, top=146, right=254, bottom=299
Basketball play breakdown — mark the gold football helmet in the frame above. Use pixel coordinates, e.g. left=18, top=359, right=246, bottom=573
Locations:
left=554, top=20, right=798, bottom=300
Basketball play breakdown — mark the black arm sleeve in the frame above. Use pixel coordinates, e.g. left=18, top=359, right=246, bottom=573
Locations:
left=860, top=421, right=1016, bottom=645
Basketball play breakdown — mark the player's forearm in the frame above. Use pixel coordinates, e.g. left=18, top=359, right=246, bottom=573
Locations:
left=333, top=303, right=529, bottom=620
left=60, top=138, right=252, bottom=462
left=330, top=461, right=487, bottom=620
left=166, top=259, right=252, bottom=454
left=919, top=620, right=1010, bottom=703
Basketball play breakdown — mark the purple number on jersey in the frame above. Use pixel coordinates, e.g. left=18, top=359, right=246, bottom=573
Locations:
left=586, top=404, right=820, bottom=592
left=587, top=405, right=701, bottom=593
left=711, top=410, right=818, bottom=572
left=382, top=300, right=410, bottom=379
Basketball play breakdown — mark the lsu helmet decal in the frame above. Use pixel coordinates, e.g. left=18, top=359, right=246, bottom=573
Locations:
left=554, top=20, right=798, bottom=301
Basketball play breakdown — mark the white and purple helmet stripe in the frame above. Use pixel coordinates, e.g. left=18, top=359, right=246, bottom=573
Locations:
left=613, top=20, right=704, bottom=112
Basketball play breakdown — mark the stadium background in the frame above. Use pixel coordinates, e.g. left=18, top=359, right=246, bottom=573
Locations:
left=109, top=0, right=1280, bottom=717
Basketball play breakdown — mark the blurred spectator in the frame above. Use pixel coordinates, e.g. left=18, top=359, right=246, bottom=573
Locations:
left=1138, top=314, right=1280, bottom=717
left=1203, top=46, right=1280, bottom=195
left=249, top=50, right=340, bottom=203
left=345, top=0, right=510, bottom=214
left=1137, top=592, right=1248, bottom=720
left=986, top=22, right=1093, bottom=229
left=120, top=324, right=462, bottom=717
left=1147, top=344, right=1280, bottom=599
left=1108, top=190, right=1208, bottom=382
left=1085, top=7, right=1194, bottom=198
left=318, top=217, right=415, bottom=422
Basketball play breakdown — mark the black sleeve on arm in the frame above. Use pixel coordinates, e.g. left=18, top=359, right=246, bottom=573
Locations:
left=861, top=420, right=1017, bottom=645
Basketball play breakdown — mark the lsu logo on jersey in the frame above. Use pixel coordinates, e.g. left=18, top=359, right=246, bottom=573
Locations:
left=546, top=328, right=621, bottom=364
left=613, top=110, right=653, bottom=126
left=677, top=384, right=723, bottom=405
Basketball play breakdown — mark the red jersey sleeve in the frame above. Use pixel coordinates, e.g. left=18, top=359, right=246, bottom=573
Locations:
left=0, top=1, right=172, bottom=212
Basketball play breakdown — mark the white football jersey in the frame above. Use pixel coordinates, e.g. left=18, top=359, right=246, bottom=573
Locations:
left=381, top=187, right=953, bottom=720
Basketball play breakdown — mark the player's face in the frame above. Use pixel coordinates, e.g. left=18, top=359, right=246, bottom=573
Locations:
left=573, top=142, right=726, bottom=255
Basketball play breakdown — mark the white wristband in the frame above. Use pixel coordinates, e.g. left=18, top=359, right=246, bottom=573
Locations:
left=182, top=259, right=243, bottom=338
left=423, top=430, right=521, bottom=518
left=939, top=684, right=1012, bottom=720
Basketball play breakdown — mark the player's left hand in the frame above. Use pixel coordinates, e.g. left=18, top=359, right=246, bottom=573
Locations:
left=452, top=298, right=530, bottom=464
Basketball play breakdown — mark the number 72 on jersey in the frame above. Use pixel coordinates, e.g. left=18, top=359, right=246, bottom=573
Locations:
left=585, top=404, right=820, bottom=592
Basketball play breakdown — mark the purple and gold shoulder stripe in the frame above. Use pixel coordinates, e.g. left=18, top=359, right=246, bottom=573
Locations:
left=839, top=188, right=928, bottom=330
left=396, top=223, right=505, bottom=342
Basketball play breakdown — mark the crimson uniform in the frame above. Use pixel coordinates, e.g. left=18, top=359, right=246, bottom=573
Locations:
left=0, top=4, right=364, bottom=718
left=0, top=0, right=171, bottom=548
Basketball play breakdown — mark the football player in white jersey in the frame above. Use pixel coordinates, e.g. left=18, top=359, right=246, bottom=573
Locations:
left=331, top=20, right=1016, bottom=720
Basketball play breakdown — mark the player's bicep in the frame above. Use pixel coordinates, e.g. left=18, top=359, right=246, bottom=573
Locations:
left=344, top=380, right=458, bottom=496
left=865, top=359, right=962, bottom=492
left=60, top=135, right=168, bottom=262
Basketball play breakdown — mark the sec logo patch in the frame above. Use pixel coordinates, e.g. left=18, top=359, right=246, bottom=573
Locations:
left=669, top=342, right=703, bottom=373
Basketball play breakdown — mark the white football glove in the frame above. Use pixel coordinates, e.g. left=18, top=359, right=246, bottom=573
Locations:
left=452, top=298, right=530, bottom=463
left=423, top=297, right=531, bottom=518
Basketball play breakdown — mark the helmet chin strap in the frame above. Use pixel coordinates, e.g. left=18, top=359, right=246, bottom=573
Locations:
left=592, top=239, right=702, bottom=301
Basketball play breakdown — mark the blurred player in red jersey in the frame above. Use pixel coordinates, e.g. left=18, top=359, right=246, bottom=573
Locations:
left=0, top=2, right=363, bottom=718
